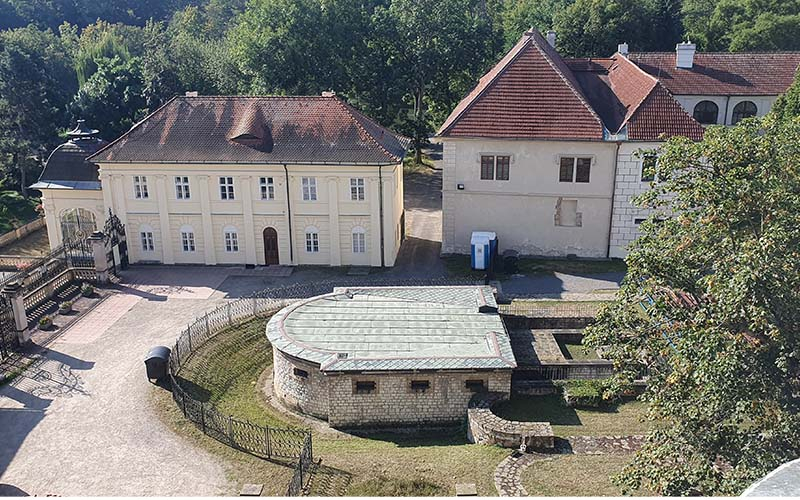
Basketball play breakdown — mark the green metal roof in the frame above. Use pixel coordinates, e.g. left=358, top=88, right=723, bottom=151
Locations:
left=266, top=286, right=516, bottom=372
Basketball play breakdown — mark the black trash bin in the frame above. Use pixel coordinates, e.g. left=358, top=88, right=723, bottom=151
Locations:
left=145, top=345, right=171, bottom=382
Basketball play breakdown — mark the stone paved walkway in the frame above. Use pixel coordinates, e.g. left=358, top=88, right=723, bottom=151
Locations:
left=493, top=435, right=645, bottom=496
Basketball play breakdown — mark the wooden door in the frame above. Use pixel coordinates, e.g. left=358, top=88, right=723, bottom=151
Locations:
left=263, top=227, right=279, bottom=265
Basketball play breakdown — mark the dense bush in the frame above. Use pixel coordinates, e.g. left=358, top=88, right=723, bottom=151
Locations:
left=560, top=379, right=619, bottom=409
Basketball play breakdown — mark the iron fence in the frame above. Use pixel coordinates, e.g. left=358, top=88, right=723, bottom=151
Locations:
left=287, top=433, right=314, bottom=496
left=0, top=294, right=16, bottom=360
left=498, top=301, right=603, bottom=319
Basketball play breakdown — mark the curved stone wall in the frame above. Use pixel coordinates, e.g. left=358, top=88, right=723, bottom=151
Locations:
left=272, top=347, right=329, bottom=419
left=467, top=392, right=554, bottom=451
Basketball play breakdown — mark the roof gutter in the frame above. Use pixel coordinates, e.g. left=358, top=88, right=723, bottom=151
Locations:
left=283, top=164, right=294, bottom=264
left=607, top=140, right=622, bottom=259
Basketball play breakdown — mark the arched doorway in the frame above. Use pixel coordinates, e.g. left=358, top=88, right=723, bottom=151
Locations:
left=60, top=208, right=96, bottom=242
left=263, top=227, right=279, bottom=265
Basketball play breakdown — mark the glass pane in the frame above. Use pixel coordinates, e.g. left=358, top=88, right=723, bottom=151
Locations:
left=575, top=158, right=591, bottom=183
left=559, top=157, right=574, bottom=182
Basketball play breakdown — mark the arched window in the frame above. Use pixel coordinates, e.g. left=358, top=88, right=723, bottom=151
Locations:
left=732, top=101, right=757, bottom=124
left=60, top=208, right=96, bottom=242
left=351, top=226, right=366, bottom=253
left=693, top=100, right=719, bottom=125
left=304, top=226, right=319, bottom=253
left=223, top=226, right=239, bottom=252
left=140, top=224, right=155, bottom=252
left=179, top=225, right=195, bottom=252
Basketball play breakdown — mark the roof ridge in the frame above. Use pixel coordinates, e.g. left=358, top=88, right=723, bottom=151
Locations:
left=528, top=30, right=605, bottom=132
left=333, top=97, right=406, bottom=163
left=630, top=51, right=800, bottom=55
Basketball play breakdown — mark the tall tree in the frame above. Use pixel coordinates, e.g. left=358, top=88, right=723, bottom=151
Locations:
left=501, top=0, right=573, bottom=48
left=0, top=25, right=76, bottom=195
left=584, top=116, right=800, bottom=495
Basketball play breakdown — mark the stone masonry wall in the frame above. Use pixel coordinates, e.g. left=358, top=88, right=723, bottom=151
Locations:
left=609, top=143, right=661, bottom=259
left=272, top=347, right=329, bottom=419
left=326, top=370, right=512, bottom=428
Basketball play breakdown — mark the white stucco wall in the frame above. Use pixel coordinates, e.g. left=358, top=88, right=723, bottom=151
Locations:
left=674, top=95, right=778, bottom=125
left=39, top=188, right=105, bottom=249
left=441, top=138, right=617, bottom=258
left=89, top=162, right=403, bottom=267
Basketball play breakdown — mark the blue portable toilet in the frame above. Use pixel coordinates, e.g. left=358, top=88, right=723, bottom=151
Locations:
left=471, top=231, right=497, bottom=270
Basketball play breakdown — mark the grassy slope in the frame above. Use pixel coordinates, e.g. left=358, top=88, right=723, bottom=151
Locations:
left=521, top=454, right=652, bottom=496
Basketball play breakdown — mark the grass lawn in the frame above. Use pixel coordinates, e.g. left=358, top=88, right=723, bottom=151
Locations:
left=492, top=394, right=648, bottom=437
left=403, top=153, right=437, bottom=174
left=521, top=454, right=652, bottom=496
left=163, top=316, right=509, bottom=496
left=443, top=254, right=627, bottom=279
left=557, top=338, right=601, bottom=360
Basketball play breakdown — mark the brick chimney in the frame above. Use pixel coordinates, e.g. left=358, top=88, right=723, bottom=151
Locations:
left=546, top=30, right=556, bottom=48
left=676, top=42, right=696, bottom=69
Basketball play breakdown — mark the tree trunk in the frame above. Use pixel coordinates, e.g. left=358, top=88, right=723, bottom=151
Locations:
left=15, top=153, right=27, bottom=198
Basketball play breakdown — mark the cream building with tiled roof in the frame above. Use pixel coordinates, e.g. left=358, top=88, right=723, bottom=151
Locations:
left=438, top=30, right=800, bottom=260
left=34, top=94, right=410, bottom=268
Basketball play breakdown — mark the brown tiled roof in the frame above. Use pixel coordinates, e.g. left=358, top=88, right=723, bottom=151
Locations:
left=90, top=96, right=410, bottom=165
left=30, top=137, right=108, bottom=190
left=628, top=52, right=800, bottom=96
left=566, top=55, right=705, bottom=141
left=437, top=30, right=605, bottom=140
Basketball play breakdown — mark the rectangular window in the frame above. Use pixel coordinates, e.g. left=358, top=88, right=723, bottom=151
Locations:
left=293, top=367, right=309, bottom=378
left=140, top=232, right=154, bottom=252
left=465, top=380, right=485, bottom=392
left=302, top=177, right=317, bottom=201
left=634, top=218, right=647, bottom=225
left=410, top=380, right=430, bottom=393
left=219, top=177, right=234, bottom=200
left=305, top=231, right=319, bottom=253
left=224, top=231, right=239, bottom=252
left=641, top=155, right=656, bottom=182
left=181, top=231, right=195, bottom=252
left=259, top=177, right=275, bottom=200
left=496, top=155, right=510, bottom=180
left=559, top=157, right=592, bottom=183
left=133, top=175, right=149, bottom=199
left=354, top=381, right=376, bottom=394
left=559, top=157, right=574, bottom=182
left=352, top=232, right=366, bottom=253
left=480, top=155, right=494, bottom=180
left=174, top=176, right=190, bottom=199
left=350, top=178, right=365, bottom=201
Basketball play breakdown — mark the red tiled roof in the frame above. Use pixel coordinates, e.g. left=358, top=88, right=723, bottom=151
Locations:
left=437, top=30, right=605, bottom=140
left=90, top=95, right=410, bottom=165
left=626, top=84, right=705, bottom=141
left=628, top=52, right=800, bottom=96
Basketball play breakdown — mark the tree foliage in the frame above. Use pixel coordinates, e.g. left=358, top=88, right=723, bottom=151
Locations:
left=584, top=117, right=800, bottom=495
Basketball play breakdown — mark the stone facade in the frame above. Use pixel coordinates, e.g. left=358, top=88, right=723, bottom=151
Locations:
left=271, top=348, right=329, bottom=419
left=467, top=392, right=554, bottom=451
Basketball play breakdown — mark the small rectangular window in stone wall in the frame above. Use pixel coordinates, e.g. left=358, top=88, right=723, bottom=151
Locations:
left=293, top=367, right=309, bottom=378
left=465, top=379, right=486, bottom=392
left=410, top=380, right=430, bottom=393
left=354, top=380, right=376, bottom=394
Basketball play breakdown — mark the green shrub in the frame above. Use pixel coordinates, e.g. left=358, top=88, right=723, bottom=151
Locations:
left=81, top=282, right=94, bottom=297
left=38, top=315, right=53, bottom=329
left=560, top=379, right=619, bottom=409
left=58, top=301, right=72, bottom=314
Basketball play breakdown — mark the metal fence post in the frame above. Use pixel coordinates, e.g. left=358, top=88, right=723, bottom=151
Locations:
left=205, top=313, right=210, bottom=335
left=180, top=389, right=187, bottom=416
left=227, top=302, right=232, bottom=326
left=265, top=426, right=271, bottom=458
left=187, top=325, right=192, bottom=352
left=253, top=296, right=257, bottom=317
left=200, top=401, right=206, bottom=433
left=228, top=416, right=235, bottom=448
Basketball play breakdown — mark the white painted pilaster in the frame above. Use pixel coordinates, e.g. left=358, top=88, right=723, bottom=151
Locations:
left=328, top=177, right=341, bottom=266
left=154, top=175, right=175, bottom=264
left=197, top=175, right=216, bottom=265
left=369, top=177, right=382, bottom=267
left=240, top=176, right=257, bottom=265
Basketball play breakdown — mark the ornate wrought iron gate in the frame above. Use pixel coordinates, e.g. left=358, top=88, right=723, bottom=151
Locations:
left=0, top=294, right=16, bottom=360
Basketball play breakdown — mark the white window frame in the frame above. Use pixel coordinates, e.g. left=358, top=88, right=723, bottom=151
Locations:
left=352, top=226, right=366, bottom=253
left=301, top=177, right=317, bottom=201
left=223, top=226, right=239, bottom=253
left=219, top=177, right=235, bottom=200
left=305, top=226, right=319, bottom=253
left=175, top=176, right=191, bottom=199
left=140, top=226, right=155, bottom=252
left=133, top=175, right=149, bottom=199
left=260, top=177, right=275, bottom=200
left=180, top=225, right=196, bottom=252
left=350, top=178, right=365, bottom=201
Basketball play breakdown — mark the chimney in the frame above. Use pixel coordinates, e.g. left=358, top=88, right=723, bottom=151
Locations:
left=321, top=90, right=336, bottom=97
left=185, top=91, right=199, bottom=97
left=675, top=41, right=696, bottom=69
left=546, top=30, right=556, bottom=48
left=618, top=42, right=629, bottom=56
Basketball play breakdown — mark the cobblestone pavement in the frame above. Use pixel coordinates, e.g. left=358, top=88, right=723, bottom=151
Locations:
left=493, top=435, right=645, bottom=496
left=0, top=271, right=252, bottom=496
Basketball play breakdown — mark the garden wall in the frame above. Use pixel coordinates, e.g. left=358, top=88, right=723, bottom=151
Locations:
left=466, top=392, right=554, bottom=451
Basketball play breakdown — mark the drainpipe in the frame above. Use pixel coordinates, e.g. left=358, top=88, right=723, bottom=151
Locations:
left=722, top=96, right=731, bottom=125
left=607, top=141, right=622, bottom=259
left=283, top=164, right=294, bottom=264
left=378, top=165, right=385, bottom=267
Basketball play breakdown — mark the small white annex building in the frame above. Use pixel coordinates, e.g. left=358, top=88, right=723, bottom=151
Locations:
left=32, top=95, right=410, bottom=267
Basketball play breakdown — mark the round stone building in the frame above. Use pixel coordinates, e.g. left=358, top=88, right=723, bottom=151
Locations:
left=266, top=285, right=517, bottom=428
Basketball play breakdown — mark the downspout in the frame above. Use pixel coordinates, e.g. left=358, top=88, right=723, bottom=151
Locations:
left=283, top=164, right=294, bottom=264
left=378, top=165, right=385, bottom=267
left=607, top=141, right=622, bottom=259
left=722, top=96, right=731, bottom=125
